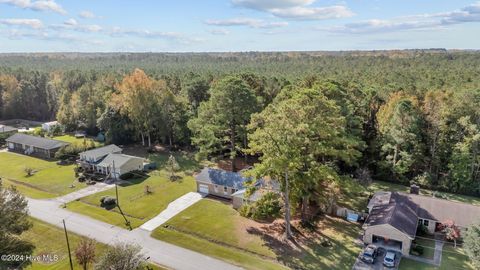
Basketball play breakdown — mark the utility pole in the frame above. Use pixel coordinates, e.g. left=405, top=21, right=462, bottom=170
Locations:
left=63, top=219, right=74, bottom=270
left=113, top=160, right=119, bottom=206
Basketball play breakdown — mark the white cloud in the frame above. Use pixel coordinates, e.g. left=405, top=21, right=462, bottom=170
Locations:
left=324, top=2, right=480, bottom=34
left=269, top=5, right=353, bottom=20
left=208, top=28, right=230, bottom=35
left=232, top=0, right=353, bottom=20
left=0, top=18, right=43, bottom=29
left=0, top=0, right=66, bottom=14
left=205, top=18, right=288, bottom=28
left=64, top=18, right=77, bottom=26
left=79, top=10, right=97, bottom=19
left=232, top=0, right=314, bottom=10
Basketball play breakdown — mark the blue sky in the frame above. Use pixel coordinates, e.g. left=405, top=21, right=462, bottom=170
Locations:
left=0, top=0, right=479, bottom=52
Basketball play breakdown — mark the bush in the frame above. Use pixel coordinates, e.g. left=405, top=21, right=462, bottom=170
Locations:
left=410, top=245, right=424, bottom=256
left=251, top=192, right=282, bottom=220
left=238, top=204, right=253, bottom=218
left=55, top=141, right=96, bottom=160
left=120, top=172, right=134, bottom=180
left=239, top=192, right=282, bottom=221
left=417, top=224, right=429, bottom=236
left=100, top=196, right=117, bottom=206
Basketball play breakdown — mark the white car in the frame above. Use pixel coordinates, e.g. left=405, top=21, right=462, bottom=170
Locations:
left=383, top=250, right=396, bottom=267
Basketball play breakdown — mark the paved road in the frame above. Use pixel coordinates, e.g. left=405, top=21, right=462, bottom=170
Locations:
left=140, top=192, right=204, bottom=231
left=52, top=182, right=114, bottom=204
left=27, top=198, right=242, bottom=270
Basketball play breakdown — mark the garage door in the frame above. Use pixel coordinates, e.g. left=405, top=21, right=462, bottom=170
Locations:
left=199, top=184, right=209, bottom=194
left=372, top=235, right=403, bottom=251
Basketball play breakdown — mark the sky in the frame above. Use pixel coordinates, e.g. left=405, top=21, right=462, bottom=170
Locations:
left=0, top=0, right=479, bottom=52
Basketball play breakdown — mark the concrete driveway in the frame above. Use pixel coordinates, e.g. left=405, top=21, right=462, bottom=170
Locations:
left=352, top=248, right=401, bottom=270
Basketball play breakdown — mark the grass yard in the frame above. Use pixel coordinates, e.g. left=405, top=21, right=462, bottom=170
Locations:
left=21, top=218, right=167, bottom=270
left=21, top=218, right=108, bottom=270
left=0, top=152, right=85, bottom=198
left=152, top=198, right=363, bottom=270
left=336, top=178, right=480, bottom=211
left=66, top=151, right=200, bottom=229
left=399, top=243, right=475, bottom=270
left=411, top=238, right=435, bottom=259
left=53, top=134, right=103, bottom=147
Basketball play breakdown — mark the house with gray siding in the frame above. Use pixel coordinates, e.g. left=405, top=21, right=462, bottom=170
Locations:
left=5, top=133, right=69, bottom=159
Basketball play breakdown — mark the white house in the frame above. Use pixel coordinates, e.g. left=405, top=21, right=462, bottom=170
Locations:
left=42, top=121, right=59, bottom=132
left=78, top=144, right=122, bottom=168
left=95, top=153, right=144, bottom=179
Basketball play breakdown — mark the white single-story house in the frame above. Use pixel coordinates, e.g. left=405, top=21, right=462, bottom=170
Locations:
left=78, top=144, right=122, bottom=168
left=42, top=121, right=59, bottom=132
left=94, top=153, right=144, bottom=179
left=363, top=190, right=480, bottom=255
left=0, top=125, right=18, bottom=135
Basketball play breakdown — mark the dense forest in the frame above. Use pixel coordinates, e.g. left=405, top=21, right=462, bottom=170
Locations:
left=1, top=50, right=480, bottom=201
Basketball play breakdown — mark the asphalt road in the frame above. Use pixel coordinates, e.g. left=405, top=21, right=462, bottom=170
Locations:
left=27, top=198, right=243, bottom=270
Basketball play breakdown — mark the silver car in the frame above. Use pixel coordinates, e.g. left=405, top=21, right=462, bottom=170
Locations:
left=383, top=250, right=396, bottom=267
left=361, top=244, right=377, bottom=264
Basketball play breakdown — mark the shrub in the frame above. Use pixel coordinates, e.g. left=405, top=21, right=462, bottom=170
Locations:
left=120, top=172, right=134, bottom=180
left=410, top=245, right=424, bottom=256
left=417, top=224, right=429, bottom=236
left=55, top=141, right=96, bottom=160
left=24, top=167, right=34, bottom=176
left=238, top=204, right=253, bottom=218
left=100, top=196, right=117, bottom=206
left=251, top=192, right=282, bottom=220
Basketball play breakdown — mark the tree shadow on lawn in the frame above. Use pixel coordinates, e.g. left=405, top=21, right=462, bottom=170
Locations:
left=150, top=151, right=202, bottom=173
left=246, top=216, right=361, bottom=270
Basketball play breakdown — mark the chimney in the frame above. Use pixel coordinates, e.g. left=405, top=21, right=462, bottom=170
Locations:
left=410, top=184, right=420, bottom=195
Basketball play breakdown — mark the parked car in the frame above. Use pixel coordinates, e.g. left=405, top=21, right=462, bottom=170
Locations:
left=361, top=244, right=378, bottom=263
left=383, top=250, right=396, bottom=267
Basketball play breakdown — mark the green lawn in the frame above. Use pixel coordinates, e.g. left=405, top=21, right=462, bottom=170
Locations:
left=20, top=218, right=167, bottom=270
left=336, top=179, right=480, bottom=211
left=66, top=151, right=200, bottom=229
left=0, top=152, right=85, bottom=198
left=152, top=198, right=363, bottom=270
left=411, top=238, right=435, bottom=259
left=21, top=218, right=108, bottom=270
left=53, top=134, right=103, bottom=147
left=399, top=243, right=475, bottom=270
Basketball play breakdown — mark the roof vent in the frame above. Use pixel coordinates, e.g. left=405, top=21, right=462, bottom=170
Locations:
left=410, top=184, right=420, bottom=195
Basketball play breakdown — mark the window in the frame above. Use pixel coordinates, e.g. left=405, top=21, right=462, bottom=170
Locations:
left=224, top=186, right=228, bottom=193
left=214, top=185, right=218, bottom=192
left=423, top=220, right=429, bottom=227
left=231, top=189, right=236, bottom=194
left=418, top=219, right=423, bottom=225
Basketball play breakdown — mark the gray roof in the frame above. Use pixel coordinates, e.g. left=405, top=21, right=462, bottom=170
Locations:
left=366, top=191, right=480, bottom=235
left=80, top=144, right=122, bottom=160
left=6, top=133, right=69, bottom=150
left=195, top=168, right=251, bottom=189
left=407, top=193, right=480, bottom=228
left=97, top=153, right=143, bottom=168
left=0, top=125, right=17, bottom=133
left=364, top=197, right=419, bottom=238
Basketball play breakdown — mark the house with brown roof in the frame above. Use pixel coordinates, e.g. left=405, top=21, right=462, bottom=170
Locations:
left=363, top=190, right=480, bottom=255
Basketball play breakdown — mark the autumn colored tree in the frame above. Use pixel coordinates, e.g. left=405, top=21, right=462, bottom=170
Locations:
left=441, top=220, right=461, bottom=247
left=75, top=239, right=96, bottom=270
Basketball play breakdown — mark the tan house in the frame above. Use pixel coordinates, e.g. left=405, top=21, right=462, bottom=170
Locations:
left=78, top=144, right=122, bottom=169
left=364, top=191, right=480, bottom=255
left=94, top=153, right=144, bottom=179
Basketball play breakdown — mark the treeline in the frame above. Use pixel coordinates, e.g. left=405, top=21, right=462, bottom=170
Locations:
left=0, top=51, right=479, bottom=197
